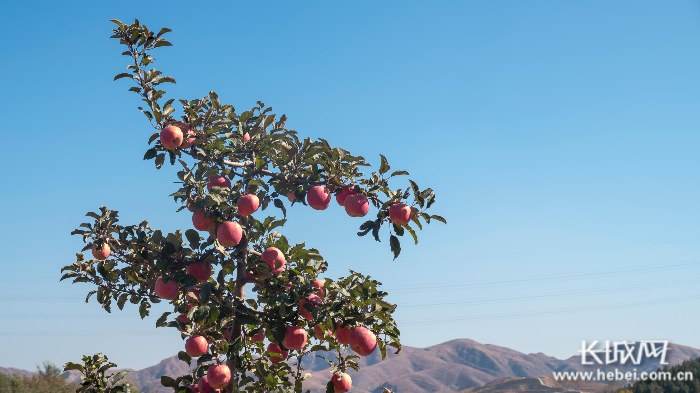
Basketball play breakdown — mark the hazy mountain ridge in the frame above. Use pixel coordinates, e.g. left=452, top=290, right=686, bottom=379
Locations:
left=3, top=339, right=698, bottom=393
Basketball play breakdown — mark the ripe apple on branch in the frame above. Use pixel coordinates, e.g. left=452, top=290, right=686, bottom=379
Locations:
left=61, top=18, right=445, bottom=393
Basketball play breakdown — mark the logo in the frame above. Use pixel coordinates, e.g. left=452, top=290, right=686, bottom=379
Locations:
left=579, top=340, right=669, bottom=365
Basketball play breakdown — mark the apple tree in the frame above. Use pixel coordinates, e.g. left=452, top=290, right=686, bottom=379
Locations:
left=61, top=19, right=445, bottom=393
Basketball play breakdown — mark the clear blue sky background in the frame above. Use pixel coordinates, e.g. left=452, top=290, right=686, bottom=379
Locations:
left=1, top=0, right=699, bottom=371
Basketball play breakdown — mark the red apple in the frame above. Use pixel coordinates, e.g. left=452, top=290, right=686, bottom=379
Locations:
left=389, top=203, right=412, bottom=226
left=286, top=191, right=296, bottom=203
left=91, top=243, right=110, bottom=260
left=261, top=247, right=286, bottom=274
left=185, top=335, right=208, bottom=357
left=331, top=373, right=352, bottom=393
left=179, top=124, right=196, bottom=149
left=192, top=210, right=216, bottom=233
left=344, top=194, right=369, bottom=217
left=282, top=325, right=308, bottom=351
left=207, top=365, right=231, bottom=389
left=237, top=194, right=260, bottom=216
left=248, top=329, right=265, bottom=343
left=155, top=277, right=178, bottom=300
left=336, top=186, right=357, bottom=206
left=312, top=279, right=325, bottom=299
left=217, top=222, right=242, bottom=247
left=197, top=376, right=219, bottom=393
left=267, top=343, right=288, bottom=364
left=242, top=133, right=250, bottom=143
left=188, top=383, right=199, bottom=393
left=335, top=323, right=351, bottom=345
left=187, top=261, right=212, bottom=283
left=349, top=326, right=377, bottom=356
left=299, top=294, right=323, bottom=321
left=160, top=126, right=183, bottom=150
left=307, top=186, right=331, bottom=210
left=207, top=175, right=231, bottom=192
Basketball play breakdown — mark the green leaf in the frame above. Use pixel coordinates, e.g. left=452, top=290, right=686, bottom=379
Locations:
left=431, top=215, right=447, bottom=224
left=155, top=153, right=165, bottom=169
left=379, top=154, right=390, bottom=175
left=185, top=229, right=200, bottom=247
left=156, top=312, right=170, bottom=327
left=390, top=235, right=401, bottom=259
left=390, top=170, right=409, bottom=177
left=200, top=283, right=212, bottom=304
left=177, top=351, right=192, bottom=365
left=405, top=225, right=418, bottom=245
left=326, top=381, right=336, bottom=393
left=113, top=73, right=132, bottom=81
left=156, top=27, right=172, bottom=37
left=426, top=193, right=436, bottom=209
left=161, top=376, right=178, bottom=388
left=117, top=293, right=128, bottom=310
left=139, top=300, right=151, bottom=319
left=63, top=362, right=84, bottom=372
left=143, top=148, right=157, bottom=160
left=111, top=370, right=129, bottom=385
left=154, top=40, right=173, bottom=48
left=85, top=290, right=97, bottom=304
left=273, top=198, right=287, bottom=218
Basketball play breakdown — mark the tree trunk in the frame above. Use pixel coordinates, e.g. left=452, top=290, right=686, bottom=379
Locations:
left=225, top=237, right=248, bottom=393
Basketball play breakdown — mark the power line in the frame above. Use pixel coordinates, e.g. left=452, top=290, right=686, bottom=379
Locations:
left=385, top=259, right=700, bottom=292
left=399, top=276, right=700, bottom=308
left=401, top=295, right=700, bottom=325
left=340, top=236, right=700, bottom=268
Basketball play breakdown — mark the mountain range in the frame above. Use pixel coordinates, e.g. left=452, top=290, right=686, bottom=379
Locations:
left=4, top=339, right=699, bottom=393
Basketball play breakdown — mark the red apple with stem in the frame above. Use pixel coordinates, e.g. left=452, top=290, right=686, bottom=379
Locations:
left=261, top=247, right=286, bottom=274
left=389, top=203, right=412, bottom=226
left=192, top=210, right=216, bottom=233
left=312, top=279, right=325, bottom=299
left=282, top=325, right=308, bottom=351
left=217, top=221, right=242, bottom=247
left=91, top=243, right=110, bottom=260
left=197, top=376, right=219, bottom=393
left=344, top=194, right=369, bottom=217
left=331, top=373, right=352, bottom=393
left=248, top=329, right=265, bottom=343
left=160, top=126, right=183, bottom=150
left=237, top=194, right=259, bottom=216
left=186, top=261, right=212, bottom=283
left=335, top=186, right=357, bottom=206
left=307, top=186, right=331, bottom=210
left=349, top=326, right=377, bottom=356
left=299, top=294, right=323, bottom=321
left=335, top=322, right=351, bottom=345
left=206, top=175, right=231, bottom=192
left=185, top=335, right=208, bottom=357
left=155, top=277, right=178, bottom=300
left=207, top=365, right=231, bottom=389
left=267, top=343, right=288, bottom=364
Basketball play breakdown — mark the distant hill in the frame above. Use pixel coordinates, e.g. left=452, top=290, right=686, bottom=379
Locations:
left=4, top=339, right=699, bottom=393
left=0, top=367, right=33, bottom=378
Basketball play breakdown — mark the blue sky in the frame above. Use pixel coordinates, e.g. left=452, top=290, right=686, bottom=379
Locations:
left=1, top=0, right=699, bottom=371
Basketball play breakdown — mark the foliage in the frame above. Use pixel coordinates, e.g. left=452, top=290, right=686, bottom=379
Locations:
left=621, top=357, right=700, bottom=393
left=62, top=18, right=445, bottom=393
left=0, top=362, right=78, bottom=393
left=63, top=353, right=130, bottom=393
